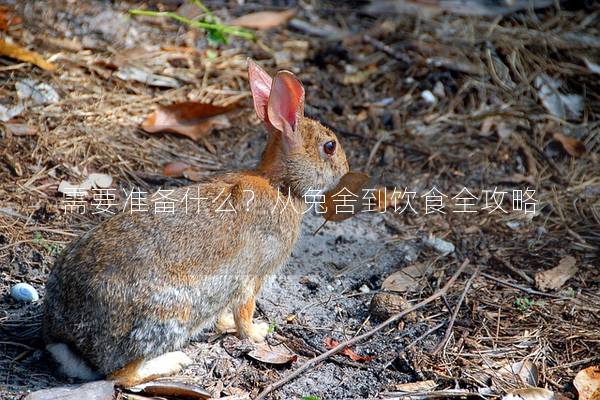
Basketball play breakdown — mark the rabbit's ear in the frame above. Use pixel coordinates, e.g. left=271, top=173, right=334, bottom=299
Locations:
left=267, top=71, right=305, bottom=151
left=248, top=59, right=273, bottom=123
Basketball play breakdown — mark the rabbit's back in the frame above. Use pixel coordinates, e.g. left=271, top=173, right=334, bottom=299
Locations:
left=43, top=172, right=303, bottom=374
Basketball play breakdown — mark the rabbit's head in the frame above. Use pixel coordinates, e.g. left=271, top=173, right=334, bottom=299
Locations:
left=249, top=59, right=349, bottom=197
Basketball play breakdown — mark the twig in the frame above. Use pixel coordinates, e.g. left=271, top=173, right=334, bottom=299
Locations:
left=432, top=267, right=479, bottom=354
left=492, top=256, right=534, bottom=284
left=381, top=389, right=486, bottom=399
left=363, top=35, right=411, bottom=66
left=480, top=272, right=565, bottom=299
left=255, top=259, right=470, bottom=400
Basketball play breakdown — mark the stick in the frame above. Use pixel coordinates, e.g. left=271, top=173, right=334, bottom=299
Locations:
left=432, top=267, right=479, bottom=354
left=255, top=259, right=470, bottom=400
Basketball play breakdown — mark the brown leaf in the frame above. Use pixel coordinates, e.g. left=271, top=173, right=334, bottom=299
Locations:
left=247, top=342, right=297, bottom=365
left=0, top=6, right=21, bottom=31
left=574, top=366, right=600, bottom=400
left=128, top=381, right=211, bottom=400
left=382, top=263, right=428, bottom=293
left=323, top=172, right=371, bottom=222
left=534, top=256, right=578, bottom=291
left=0, top=39, right=56, bottom=71
left=230, top=9, right=296, bottom=30
left=3, top=123, right=35, bottom=136
left=141, top=101, right=236, bottom=141
left=324, top=337, right=373, bottom=362
left=163, top=161, right=190, bottom=177
left=553, top=132, right=586, bottom=157
left=392, top=380, right=437, bottom=393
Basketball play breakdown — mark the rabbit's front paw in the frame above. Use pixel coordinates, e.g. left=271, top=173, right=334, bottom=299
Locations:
left=247, top=322, right=270, bottom=343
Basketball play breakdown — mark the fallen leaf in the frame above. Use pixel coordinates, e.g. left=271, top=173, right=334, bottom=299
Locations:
left=574, top=365, right=600, bottom=400
left=552, top=132, right=586, bottom=157
left=247, top=342, right=297, bottom=365
left=0, top=103, right=24, bottom=122
left=495, top=360, right=538, bottom=387
left=58, top=173, right=113, bottom=196
left=393, top=380, right=437, bottom=392
left=0, top=39, right=56, bottom=71
left=25, top=380, right=114, bottom=400
left=323, top=172, right=371, bottom=222
left=141, top=101, right=235, bottom=141
left=114, top=66, right=180, bottom=88
left=382, top=263, right=428, bottom=293
left=535, top=74, right=582, bottom=120
left=324, top=337, right=373, bottom=362
left=128, top=381, right=211, bottom=400
left=3, top=123, right=35, bottom=136
left=163, top=161, right=191, bottom=177
left=230, top=9, right=296, bottom=30
left=502, top=387, right=554, bottom=400
left=0, top=6, right=22, bottom=31
left=16, top=79, right=60, bottom=105
left=534, top=256, right=578, bottom=291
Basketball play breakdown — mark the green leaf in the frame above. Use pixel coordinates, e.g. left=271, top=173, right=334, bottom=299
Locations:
left=206, top=29, right=228, bottom=46
left=302, top=396, right=321, bottom=400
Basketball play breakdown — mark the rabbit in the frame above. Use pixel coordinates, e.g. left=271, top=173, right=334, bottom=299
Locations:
left=42, top=59, right=349, bottom=387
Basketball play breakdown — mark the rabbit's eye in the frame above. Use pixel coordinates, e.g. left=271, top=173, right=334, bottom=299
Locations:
left=323, top=141, right=336, bottom=156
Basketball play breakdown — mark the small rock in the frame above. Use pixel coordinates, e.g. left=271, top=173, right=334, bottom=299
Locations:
left=420, top=90, right=437, bottom=104
left=359, top=284, right=370, bottom=293
left=369, top=292, right=415, bottom=322
left=424, top=237, right=455, bottom=254
left=11, top=283, right=39, bottom=302
left=433, top=81, right=445, bottom=98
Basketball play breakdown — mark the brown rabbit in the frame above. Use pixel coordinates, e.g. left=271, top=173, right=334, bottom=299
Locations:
left=42, top=59, right=349, bottom=386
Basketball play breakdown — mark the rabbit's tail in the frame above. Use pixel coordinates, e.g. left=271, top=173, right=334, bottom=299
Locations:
left=46, top=343, right=102, bottom=380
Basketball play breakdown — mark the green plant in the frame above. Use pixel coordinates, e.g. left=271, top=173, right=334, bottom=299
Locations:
left=268, top=320, right=277, bottom=334
left=129, top=0, right=255, bottom=47
left=33, top=231, right=63, bottom=256
left=514, top=297, right=536, bottom=312
left=302, top=396, right=321, bottom=400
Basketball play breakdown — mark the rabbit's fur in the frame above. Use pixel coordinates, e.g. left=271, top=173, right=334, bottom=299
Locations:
left=43, top=61, right=349, bottom=386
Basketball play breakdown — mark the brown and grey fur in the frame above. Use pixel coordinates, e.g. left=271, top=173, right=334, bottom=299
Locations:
left=43, top=71, right=349, bottom=386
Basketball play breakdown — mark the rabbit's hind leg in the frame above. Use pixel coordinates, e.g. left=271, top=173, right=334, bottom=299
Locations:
left=233, top=295, right=270, bottom=342
left=215, top=309, right=236, bottom=333
left=109, top=351, right=192, bottom=387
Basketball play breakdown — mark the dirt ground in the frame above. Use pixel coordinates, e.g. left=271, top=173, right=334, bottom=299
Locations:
left=1, top=0, right=599, bottom=399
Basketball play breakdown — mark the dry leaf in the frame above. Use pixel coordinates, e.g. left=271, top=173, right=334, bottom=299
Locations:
left=247, top=342, right=297, bottom=365
left=393, top=380, right=437, bottom=393
left=495, top=360, right=538, bottom=387
left=534, top=256, right=578, bottom=291
left=535, top=74, right=582, bottom=120
left=324, top=337, right=373, bottom=362
left=0, top=6, right=21, bottom=31
left=16, top=79, right=60, bottom=105
left=141, top=101, right=236, bottom=141
left=323, top=172, right=371, bottom=222
left=129, top=381, right=211, bottom=400
left=552, top=132, right=586, bottom=157
left=58, top=173, right=113, bottom=196
left=382, top=263, right=428, bottom=293
left=163, top=161, right=190, bottom=177
left=25, top=380, right=114, bottom=400
left=114, top=66, right=180, bottom=88
left=3, top=123, right=35, bottom=136
left=230, top=9, right=296, bottom=30
left=574, top=366, right=600, bottom=400
left=0, top=39, right=56, bottom=71
left=502, top=388, right=555, bottom=400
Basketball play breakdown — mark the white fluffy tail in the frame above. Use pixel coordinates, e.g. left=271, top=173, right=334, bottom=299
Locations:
left=46, top=343, right=102, bottom=380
